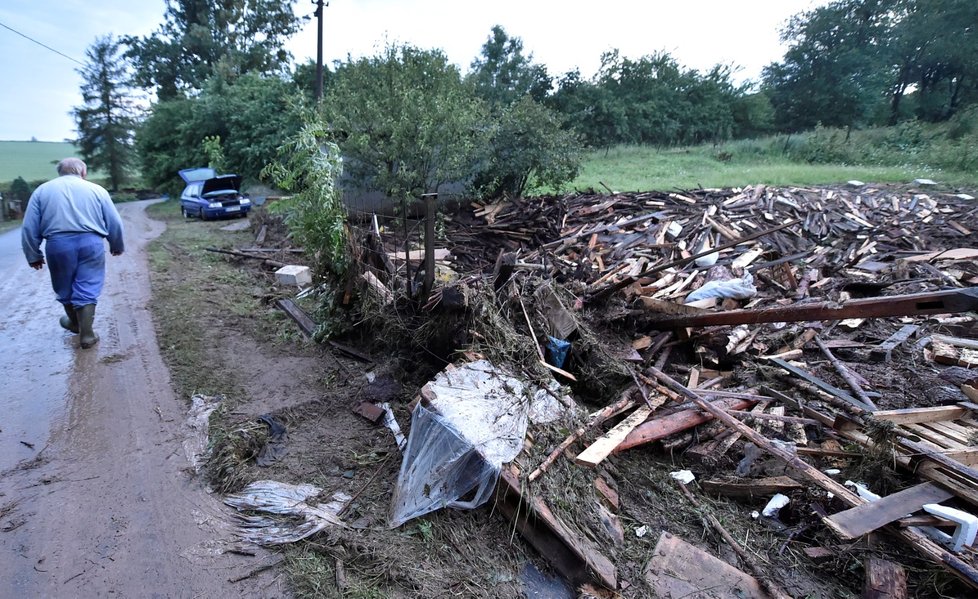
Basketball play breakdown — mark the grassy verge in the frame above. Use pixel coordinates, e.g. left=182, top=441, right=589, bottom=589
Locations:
left=144, top=200, right=272, bottom=402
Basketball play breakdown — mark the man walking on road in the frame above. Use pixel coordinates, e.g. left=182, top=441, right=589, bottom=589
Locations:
left=21, top=158, right=125, bottom=349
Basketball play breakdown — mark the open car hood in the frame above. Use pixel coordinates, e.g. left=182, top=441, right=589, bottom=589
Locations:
left=178, top=167, right=216, bottom=184
left=201, top=175, right=243, bottom=195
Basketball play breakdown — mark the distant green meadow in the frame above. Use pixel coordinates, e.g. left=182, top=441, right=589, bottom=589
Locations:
left=0, top=141, right=80, bottom=182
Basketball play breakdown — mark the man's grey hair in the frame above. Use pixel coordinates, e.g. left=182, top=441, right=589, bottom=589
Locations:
left=57, top=158, right=87, bottom=177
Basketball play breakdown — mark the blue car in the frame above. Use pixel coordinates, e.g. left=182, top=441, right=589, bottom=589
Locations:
left=178, top=167, right=252, bottom=220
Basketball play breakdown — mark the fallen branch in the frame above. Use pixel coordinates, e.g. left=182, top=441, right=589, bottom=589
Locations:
left=814, top=336, right=877, bottom=410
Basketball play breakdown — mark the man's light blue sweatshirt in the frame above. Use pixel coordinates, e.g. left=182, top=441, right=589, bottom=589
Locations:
left=21, top=175, right=125, bottom=264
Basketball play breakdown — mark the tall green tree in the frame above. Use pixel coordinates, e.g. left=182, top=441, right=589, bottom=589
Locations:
left=893, top=0, right=978, bottom=121
left=323, top=44, right=489, bottom=205
left=72, top=35, right=139, bottom=191
left=468, top=25, right=552, bottom=108
left=762, top=0, right=894, bottom=132
left=125, top=0, right=302, bottom=99
left=136, top=73, right=305, bottom=193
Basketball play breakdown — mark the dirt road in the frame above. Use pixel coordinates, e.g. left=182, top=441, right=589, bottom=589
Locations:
left=0, top=201, right=280, bottom=598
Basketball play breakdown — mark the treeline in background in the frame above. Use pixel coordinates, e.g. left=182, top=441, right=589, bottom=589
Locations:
left=2, top=0, right=977, bottom=220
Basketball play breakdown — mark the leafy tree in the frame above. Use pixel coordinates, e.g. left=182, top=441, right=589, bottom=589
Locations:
left=893, top=0, right=978, bottom=121
left=323, top=44, right=489, bottom=206
left=468, top=25, right=552, bottom=108
left=262, top=120, right=347, bottom=277
left=762, top=0, right=894, bottom=132
left=731, top=92, right=775, bottom=138
left=136, top=73, right=305, bottom=193
left=475, top=97, right=582, bottom=198
left=552, top=50, right=745, bottom=147
left=72, top=35, right=139, bottom=191
left=125, top=0, right=302, bottom=99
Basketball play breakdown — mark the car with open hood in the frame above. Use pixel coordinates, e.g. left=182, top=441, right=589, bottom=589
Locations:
left=178, top=167, right=251, bottom=220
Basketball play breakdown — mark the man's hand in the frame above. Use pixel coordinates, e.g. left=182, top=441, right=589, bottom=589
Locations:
left=111, top=250, right=123, bottom=256
left=29, top=260, right=44, bottom=270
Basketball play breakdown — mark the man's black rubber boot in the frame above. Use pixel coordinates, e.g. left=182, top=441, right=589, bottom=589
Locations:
left=76, top=304, right=99, bottom=349
left=60, top=304, right=79, bottom=334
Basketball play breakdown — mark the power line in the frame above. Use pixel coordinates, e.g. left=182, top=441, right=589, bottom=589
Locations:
left=0, top=19, right=85, bottom=67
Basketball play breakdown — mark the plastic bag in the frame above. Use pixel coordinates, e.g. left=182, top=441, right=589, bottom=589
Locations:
left=685, top=272, right=757, bottom=303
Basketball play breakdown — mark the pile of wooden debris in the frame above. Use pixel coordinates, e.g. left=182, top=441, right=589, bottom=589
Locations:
left=342, top=182, right=978, bottom=597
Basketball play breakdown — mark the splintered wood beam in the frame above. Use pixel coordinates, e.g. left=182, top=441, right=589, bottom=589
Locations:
left=863, top=558, right=908, bottom=599
left=495, top=470, right=617, bottom=590
left=643, top=288, right=978, bottom=331
left=615, top=397, right=755, bottom=453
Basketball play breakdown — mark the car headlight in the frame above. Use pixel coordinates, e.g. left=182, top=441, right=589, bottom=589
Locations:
left=208, top=202, right=222, bottom=208
left=240, top=198, right=251, bottom=205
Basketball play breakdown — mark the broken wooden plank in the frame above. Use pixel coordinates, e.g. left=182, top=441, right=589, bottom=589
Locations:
left=645, top=532, right=766, bottom=599
left=575, top=405, right=655, bottom=468
left=871, top=405, right=969, bottom=426
left=495, top=470, right=616, bottom=589
left=826, top=482, right=955, bottom=540
left=644, top=288, right=978, bottom=330
left=701, top=476, right=803, bottom=499
left=863, top=558, right=908, bottom=599
left=616, top=397, right=756, bottom=453
left=275, top=298, right=316, bottom=337
left=870, top=325, right=919, bottom=363
left=769, top=358, right=875, bottom=411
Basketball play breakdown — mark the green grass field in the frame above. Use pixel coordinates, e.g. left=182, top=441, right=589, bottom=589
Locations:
left=557, top=142, right=978, bottom=194
left=0, top=141, right=80, bottom=181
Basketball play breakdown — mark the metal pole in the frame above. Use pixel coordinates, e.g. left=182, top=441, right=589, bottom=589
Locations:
left=314, top=0, right=325, bottom=101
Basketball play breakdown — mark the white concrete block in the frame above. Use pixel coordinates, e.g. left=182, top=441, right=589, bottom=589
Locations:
left=275, top=265, right=312, bottom=287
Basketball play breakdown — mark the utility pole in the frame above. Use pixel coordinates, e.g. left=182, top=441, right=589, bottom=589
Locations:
left=314, top=0, right=326, bottom=101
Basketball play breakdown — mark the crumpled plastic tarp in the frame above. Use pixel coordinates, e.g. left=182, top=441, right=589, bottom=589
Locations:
left=685, top=272, right=757, bottom=303
left=224, top=480, right=350, bottom=545
left=388, top=360, right=530, bottom=528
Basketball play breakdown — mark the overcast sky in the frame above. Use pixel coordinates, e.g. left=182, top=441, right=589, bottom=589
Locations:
left=0, top=0, right=827, bottom=142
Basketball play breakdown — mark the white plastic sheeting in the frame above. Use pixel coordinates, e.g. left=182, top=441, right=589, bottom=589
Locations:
left=388, top=360, right=531, bottom=528
left=224, top=480, right=350, bottom=545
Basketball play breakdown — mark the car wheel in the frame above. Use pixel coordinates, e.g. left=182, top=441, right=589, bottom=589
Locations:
left=199, top=208, right=207, bottom=221
left=181, top=206, right=190, bottom=218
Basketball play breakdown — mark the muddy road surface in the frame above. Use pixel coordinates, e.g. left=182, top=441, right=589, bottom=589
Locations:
left=0, top=200, right=281, bottom=598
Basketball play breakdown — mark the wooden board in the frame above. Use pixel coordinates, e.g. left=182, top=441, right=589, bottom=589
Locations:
left=616, top=397, right=755, bottom=453
left=826, top=482, right=954, bottom=540
left=921, top=421, right=973, bottom=446
left=864, top=558, right=908, bottom=599
left=645, top=532, right=765, bottom=599
left=701, top=476, right=803, bottom=499
left=575, top=405, right=653, bottom=468
left=495, top=470, right=616, bottom=589
left=872, top=405, right=968, bottom=425
left=903, top=423, right=967, bottom=449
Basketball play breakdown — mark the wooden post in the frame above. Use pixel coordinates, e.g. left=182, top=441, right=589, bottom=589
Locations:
left=422, top=193, right=437, bottom=300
